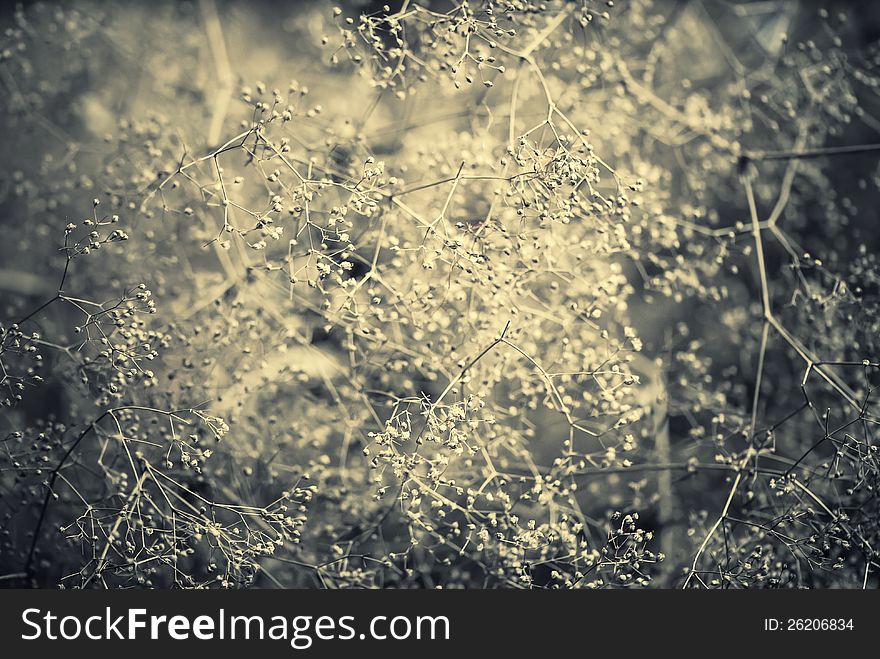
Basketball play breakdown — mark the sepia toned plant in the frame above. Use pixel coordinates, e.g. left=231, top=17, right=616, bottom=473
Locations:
left=1, top=0, right=880, bottom=590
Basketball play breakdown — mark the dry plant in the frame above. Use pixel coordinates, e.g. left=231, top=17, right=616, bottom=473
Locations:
left=1, top=0, right=880, bottom=589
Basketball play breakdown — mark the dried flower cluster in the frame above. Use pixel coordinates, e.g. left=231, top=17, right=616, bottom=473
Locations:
left=2, top=1, right=880, bottom=589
